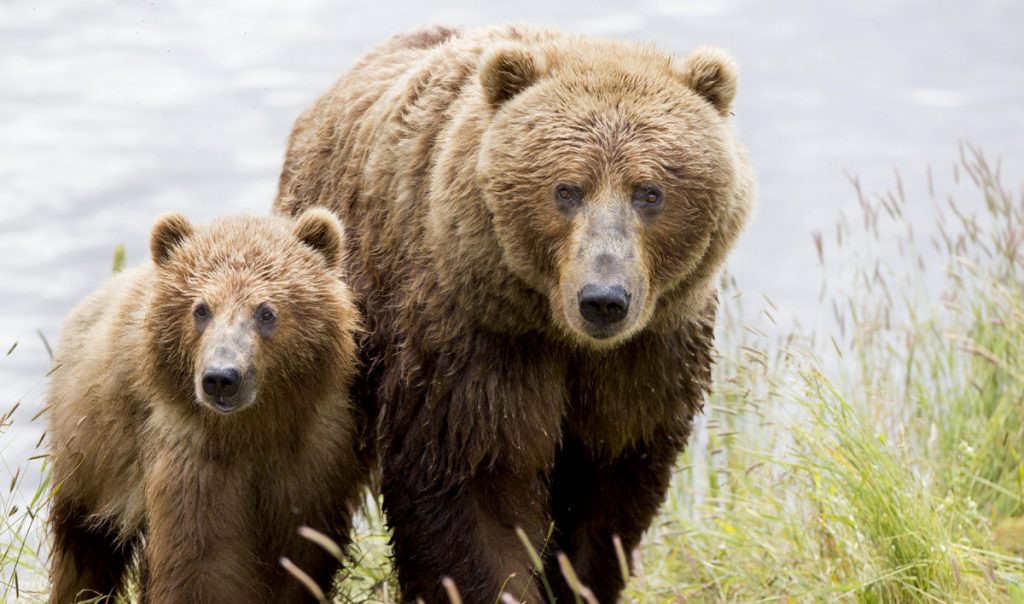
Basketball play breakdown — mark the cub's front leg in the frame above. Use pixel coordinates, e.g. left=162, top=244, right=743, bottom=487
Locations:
left=48, top=495, right=138, bottom=604
left=141, top=447, right=266, bottom=604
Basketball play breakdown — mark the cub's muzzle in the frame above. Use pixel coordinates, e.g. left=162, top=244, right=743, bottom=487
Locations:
left=194, top=319, right=258, bottom=414
left=201, top=366, right=242, bottom=412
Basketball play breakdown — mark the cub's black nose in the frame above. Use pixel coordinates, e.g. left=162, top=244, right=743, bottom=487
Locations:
left=202, top=367, right=240, bottom=397
left=578, top=284, right=630, bottom=326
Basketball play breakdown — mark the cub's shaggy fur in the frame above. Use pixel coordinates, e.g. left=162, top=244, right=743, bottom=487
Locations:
left=47, top=211, right=365, bottom=603
left=276, top=25, right=755, bottom=603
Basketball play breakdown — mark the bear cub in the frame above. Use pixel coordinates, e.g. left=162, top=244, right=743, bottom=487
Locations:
left=46, top=210, right=364, bottom=603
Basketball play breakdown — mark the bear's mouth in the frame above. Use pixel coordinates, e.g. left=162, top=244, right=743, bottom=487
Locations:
left=581, top=321, right=625, bottom=340
left=212, top=397, right=239, bottom=413
left=194, top=384, right=258, bottom=415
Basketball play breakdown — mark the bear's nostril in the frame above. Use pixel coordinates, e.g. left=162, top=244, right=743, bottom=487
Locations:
left=578, top=284, right=631, bottom=327
left=202, top=367, right=241, bottom=397
left=201, top=375, right=217, bottom=395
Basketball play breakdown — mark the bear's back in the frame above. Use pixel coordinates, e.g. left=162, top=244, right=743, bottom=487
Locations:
left=48, top=265, right=152, bottom=534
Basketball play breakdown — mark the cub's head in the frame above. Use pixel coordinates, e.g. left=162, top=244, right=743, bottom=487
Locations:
left=477, top=39, right=755, bottom=348
left=146, top=209, right=356, bottom=414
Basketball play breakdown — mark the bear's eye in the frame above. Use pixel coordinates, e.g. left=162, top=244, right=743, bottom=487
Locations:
left=554, top=183, right=583, bottom=210
left=255, top=304, right=277, bottom=336
left=193, top=302, right=210, bottom=322
left=633, top=185, right=664, bottom=209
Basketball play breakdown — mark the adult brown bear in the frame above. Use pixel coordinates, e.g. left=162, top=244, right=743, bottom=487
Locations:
left=275, top=25, right=755, bottom=603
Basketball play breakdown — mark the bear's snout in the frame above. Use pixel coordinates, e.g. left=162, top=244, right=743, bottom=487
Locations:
left=578, top=283, right=631, bottom=329
left=202, top=367, right=241, bottom=398
left=196, top=350, right=256, bottom=413
left=200, top=363, right=250, bottom=413
left=193, top=319, right=260, bottom=413
left=559, top=210, right=649, bottom=346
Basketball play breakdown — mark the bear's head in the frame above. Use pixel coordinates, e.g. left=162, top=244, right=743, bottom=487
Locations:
left=476, top=39, right=755, bottom=348
left=145, top=210, right=357, bottom=414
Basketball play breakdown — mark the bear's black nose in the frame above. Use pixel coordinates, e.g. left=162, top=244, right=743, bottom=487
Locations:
left=202, top=367, right=241, bottom=397
left=578, top=284, right=630, bottom=327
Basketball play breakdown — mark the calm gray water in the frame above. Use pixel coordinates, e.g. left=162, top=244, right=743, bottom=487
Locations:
left=1, top=0, right=1022, bottom=503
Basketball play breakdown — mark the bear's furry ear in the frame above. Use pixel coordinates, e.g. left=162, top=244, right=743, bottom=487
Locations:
left=480, top=44, right=547, bottom=107
left=294, top=208, right=345, bottom=269
left=150, top=213, right=193, bottom=267
left=675, top=46, right=739, bottom=117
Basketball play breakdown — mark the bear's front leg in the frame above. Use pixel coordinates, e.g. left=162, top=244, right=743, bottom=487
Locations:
left=547, top=433, right=682, bottom=603
left=259, top=486, right=357, bottom=603
left=48, top=496, right=138, bottom=604
left=382, top=461, right=552, bottom=603
left=547, top=326, right=713, bottom=603
left=141, top=447, right=266, bottom=604
left=378, top=334, right=569, bottom=603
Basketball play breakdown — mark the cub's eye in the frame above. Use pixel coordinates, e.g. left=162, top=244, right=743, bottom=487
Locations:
left=255, top=304, right=277, bottom=334
left=554, top=183, right=583, bottom=209
left=193, top=302, right=210, bottom=322
left=633, top=184, right=664, bottom=209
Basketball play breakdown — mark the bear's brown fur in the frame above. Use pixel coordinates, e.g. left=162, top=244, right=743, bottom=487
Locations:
left=275, top=25, right=755, bottom=603
left=46, top=211, right=365, bottom=603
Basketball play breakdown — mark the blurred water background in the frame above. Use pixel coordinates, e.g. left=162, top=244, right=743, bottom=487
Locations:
left=1, top=0, right=1022, bottom=499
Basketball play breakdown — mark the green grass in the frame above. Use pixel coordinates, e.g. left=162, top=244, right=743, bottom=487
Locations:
left=618, top=146, right=1024, bottom=603
left=0, top=346, right=51, bottom=602
left=3, top=146, right=1024, bottom=602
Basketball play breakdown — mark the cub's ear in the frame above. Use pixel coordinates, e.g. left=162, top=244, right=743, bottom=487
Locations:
left=150, top=213, right=193, bottom=267
left=480, top=44, right=547, bottom=107
left=675, top=46, right=739, bottom=117
left=294, top=208, right=345, bottom=269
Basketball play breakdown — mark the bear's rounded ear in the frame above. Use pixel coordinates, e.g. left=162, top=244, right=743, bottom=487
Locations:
left=150, top=213, right=193, bottom=267
left=675, top=46, right=739, bottom=117
left=480, top=44, right=547, bottom=107
left=294, top=208, right=345, bottom=269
